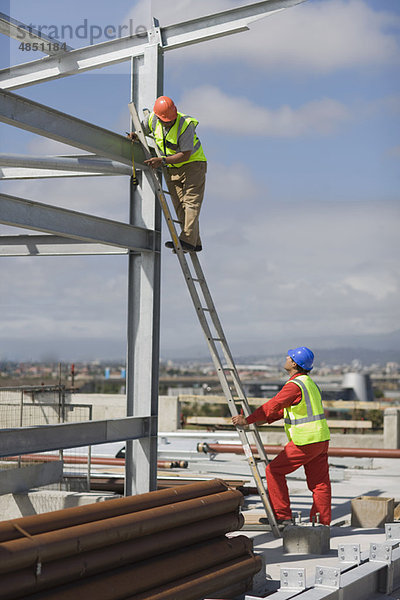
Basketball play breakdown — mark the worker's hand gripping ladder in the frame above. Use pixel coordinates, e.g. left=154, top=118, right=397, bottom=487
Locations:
left=128, top=102, right=281, bottom=538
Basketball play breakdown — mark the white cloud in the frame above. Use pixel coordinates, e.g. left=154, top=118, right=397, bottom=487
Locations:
left=1, top=176, right=398, bottom=356
left=207, top=162, right=260, bottom=201
left=26, top=137, right=88, bottom=156
left=195, top=199, right=400, bottom=338
left=0, top=255, right=127, bottom=340
left=157, top=192, right=400, bottom=354
left=181, top=85, right=350, bottom=136
left=343, top=272, right=398, bottom=301
left=157, top=0, right=400, bottom=73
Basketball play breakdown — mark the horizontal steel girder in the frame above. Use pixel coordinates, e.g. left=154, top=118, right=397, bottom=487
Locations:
left=161, top=0, right=305, bottom=50
left=0, top=234, right=128, bottom=256
left=0, top=167, right=113, bottom=179
left=0, top=89, right=146, bottom=166
left=0, top=11, right=73, bottom=55
left=0, top=28, right=152, bottom=89
left=0, top=193, right=158, bottom=252
left=0, top=0, right=306, bottom=89
left=0, top=416, right=156, bottom=456
left=0, top=153, right=132, bottom=176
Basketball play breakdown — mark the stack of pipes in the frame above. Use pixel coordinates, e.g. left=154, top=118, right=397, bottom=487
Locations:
left=0, top=479, right=261, bottom=599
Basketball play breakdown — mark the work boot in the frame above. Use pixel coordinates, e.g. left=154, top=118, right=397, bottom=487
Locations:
left=165, top=240, right=196, bottom=252
left=180, top=240, right=196, bottom=252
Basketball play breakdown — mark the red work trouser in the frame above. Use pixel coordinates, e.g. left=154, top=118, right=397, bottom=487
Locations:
left=265, top=440, right=331, bottom=525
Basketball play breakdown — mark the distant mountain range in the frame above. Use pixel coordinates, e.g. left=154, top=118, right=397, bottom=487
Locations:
left=2, top=330, right=400, bottom=364
left=162, top=330, right=400, bottom=365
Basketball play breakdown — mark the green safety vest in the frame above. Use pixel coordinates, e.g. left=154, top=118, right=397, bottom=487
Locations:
left=148, top=111, right=207, bottom=168
left=283, top=375, right=330, bottom=446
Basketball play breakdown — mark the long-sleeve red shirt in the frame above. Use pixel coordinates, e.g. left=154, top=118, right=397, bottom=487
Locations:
left=246, top=373, right=302, bottom=425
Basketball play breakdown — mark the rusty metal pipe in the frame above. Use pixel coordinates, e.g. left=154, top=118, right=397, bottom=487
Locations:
left=124, top=555, right=263, bottom=600
left=0, top=489, right=243, bottom=574
left=197, top=442, right=400, bottom=459
left=0, top=512, right=244, bottom=600
left=2, top=455, right=186, bottom=469
left=0, top=478, right=229, bottom=543
left=1, top=454, right=125, bottom=466
left=19, top=536, right=253, bottom=600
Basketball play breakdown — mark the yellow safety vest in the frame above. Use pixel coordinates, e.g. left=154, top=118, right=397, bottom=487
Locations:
left=148, top=111, right=207, bottom=168
left=283, top=375, right=330, bottom=446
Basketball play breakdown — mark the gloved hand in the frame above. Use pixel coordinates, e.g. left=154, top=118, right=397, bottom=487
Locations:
left=126, top=132, right=138, bottom=141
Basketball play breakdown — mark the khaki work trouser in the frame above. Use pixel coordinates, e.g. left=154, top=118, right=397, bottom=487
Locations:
left=164, top=161, right=207, bottom=248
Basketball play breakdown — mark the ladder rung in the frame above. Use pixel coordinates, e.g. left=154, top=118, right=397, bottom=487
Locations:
left=162, top=189, right=171, bottom=195
left=172, top=219, right=182, bottom=224
left=192, top=278, right=205, bottom=283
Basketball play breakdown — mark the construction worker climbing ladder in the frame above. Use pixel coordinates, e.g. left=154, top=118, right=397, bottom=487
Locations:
left=128, top=96, right=207, bottom=253
left=233, top=347, right=332, bottom=526
left=128, top=99, right=281, bottom=538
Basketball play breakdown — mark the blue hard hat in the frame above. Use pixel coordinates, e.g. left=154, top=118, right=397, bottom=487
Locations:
left=288, top=347, right=314, bottom=371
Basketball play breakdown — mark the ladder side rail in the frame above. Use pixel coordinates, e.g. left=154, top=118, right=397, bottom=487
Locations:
left=128, top=102, right=280, bottom=537
left=190, top=254, right=270, bottom=463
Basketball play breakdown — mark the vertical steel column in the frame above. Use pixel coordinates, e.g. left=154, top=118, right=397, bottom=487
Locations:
left=125, top=30, right=163, bottom=495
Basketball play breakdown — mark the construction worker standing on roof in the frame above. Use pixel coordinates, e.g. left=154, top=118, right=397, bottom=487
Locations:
left=232, top=347, right=331, bottom=526
left=129, top=96, right=207, bottom=253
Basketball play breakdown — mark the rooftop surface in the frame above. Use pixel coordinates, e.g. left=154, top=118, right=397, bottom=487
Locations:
left=155, top=432, right=400, bottom=598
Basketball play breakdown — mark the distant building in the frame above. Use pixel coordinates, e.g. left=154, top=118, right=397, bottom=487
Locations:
left=243, top=373, right=374, bottom=403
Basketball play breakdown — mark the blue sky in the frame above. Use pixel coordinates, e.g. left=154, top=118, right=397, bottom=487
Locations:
left=0, top=0, right=399, bottom=361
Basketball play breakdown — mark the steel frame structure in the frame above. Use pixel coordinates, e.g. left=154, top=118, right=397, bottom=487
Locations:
left=0, top=0, right=305, bottom=496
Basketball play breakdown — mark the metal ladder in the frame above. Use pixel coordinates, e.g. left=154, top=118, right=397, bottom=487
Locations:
left=128, top=102, right=281, bottom=538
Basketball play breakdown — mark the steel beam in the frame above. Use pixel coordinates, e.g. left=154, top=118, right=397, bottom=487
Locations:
left=0, top=235, right=128, bottom=256
left=0, top=29, right=151, bottom=89
left=0, top=89, right=146, bottom=167
left=0, top=461, right=63, bottom=495
left=0, top=11, right=73, bottom=55
left=0, top=416, right=154, bottom=457
left=0, top=1, right=306, bottom=90
left=0, top=167, right=109, bottom=179
left=125, top=45, right=163, bottom=496
left=0, top=153, right=132, bottom=177
left=161, top=0, right=305, bottom=50
left=0, top=193, right=157, bottom=252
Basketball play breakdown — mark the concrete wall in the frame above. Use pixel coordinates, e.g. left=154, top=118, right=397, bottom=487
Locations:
left=384, top=407, right=400, bottom=449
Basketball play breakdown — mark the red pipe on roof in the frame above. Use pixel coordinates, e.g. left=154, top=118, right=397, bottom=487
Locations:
left=197, top=442, right=400, bottom=458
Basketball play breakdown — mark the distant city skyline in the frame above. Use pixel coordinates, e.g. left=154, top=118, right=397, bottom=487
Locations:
left=1, top=0, right=399, bottom=362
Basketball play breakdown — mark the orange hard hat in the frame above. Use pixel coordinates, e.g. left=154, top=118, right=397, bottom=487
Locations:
left=153, top=96, right=177, bottom=122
